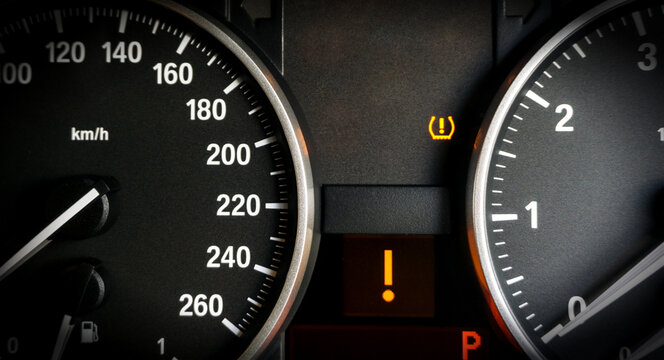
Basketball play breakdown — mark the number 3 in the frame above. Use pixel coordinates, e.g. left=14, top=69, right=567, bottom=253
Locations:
left=638, top=43, right=657, bottom=71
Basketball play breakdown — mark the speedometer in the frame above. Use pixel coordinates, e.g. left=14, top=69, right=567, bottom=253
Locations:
left=0, top=1, right=316, bottom=359
left=470, top=0, right=663, bottom=358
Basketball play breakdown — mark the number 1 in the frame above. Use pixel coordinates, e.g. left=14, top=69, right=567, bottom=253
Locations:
left=158, top=338, right=165, bottom=355
left=525, top=201, right=538, bottom=229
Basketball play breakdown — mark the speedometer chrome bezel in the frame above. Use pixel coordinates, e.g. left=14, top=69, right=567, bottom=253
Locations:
left=468, top=0, right=632, bottom=358
left=151, top=1, right=316, bottom=359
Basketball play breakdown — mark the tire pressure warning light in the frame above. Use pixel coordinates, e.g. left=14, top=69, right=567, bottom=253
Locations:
left=429, top=115, right=455, bottom=140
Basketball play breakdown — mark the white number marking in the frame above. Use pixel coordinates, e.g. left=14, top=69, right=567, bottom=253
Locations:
left=178, top=294, right=223, bottom=317
left=568, top=296, right=586, bottom=320
left=207, top=245, right=251, bottom=268
left=0, top=63, right=32, bottom=85
left=216, top=194, right=260, bottom=216
left=555, top=104, right=574, bottom=132
left=525, top=201, right=538, bottom=229
left=7, top=337, right=18, bottom=354
left=188, top=99, right=227, bottom=121
left=102, top=41, right=142, bottom=63
left=638, top=43, right=657, bottom=71
left=153, top=62, right=193, bottom=85
left=46, top=41, right=86, bottom=63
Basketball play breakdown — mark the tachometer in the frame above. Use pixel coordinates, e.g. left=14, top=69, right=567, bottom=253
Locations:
left=0, top=1, right=316, bottom=359
left=470, top=0, right=663, bottom=358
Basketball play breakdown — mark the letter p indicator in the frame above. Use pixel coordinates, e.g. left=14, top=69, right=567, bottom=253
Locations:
left=462, top=331, right=482, bottom=360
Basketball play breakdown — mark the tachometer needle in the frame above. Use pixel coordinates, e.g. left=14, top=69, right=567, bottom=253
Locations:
left=627, top=327, right=664, bottom=360
left=543, top=241, right=664, bottom=342
left=0, top=182, right=109, bottom=282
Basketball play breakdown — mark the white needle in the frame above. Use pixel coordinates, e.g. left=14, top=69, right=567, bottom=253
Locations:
left=628, top=328, right=664, bottom=360
left=0, top=186, right=103, bottom=282
left=543, top=241, right=664, bottom=342
left=51, top=314, right=75, bottom=360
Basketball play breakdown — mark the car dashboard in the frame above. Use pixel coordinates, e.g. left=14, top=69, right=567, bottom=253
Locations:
left=2, top=0, right=660, bottom=359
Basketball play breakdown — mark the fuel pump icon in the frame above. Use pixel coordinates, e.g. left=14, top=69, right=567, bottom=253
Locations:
left=80, top=321, right=99, bottom=344
left=429, top=116, right=455, bottom=140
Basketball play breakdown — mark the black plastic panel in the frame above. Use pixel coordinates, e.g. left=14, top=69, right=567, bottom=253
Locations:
left=323, top=186, right=450, bottom=234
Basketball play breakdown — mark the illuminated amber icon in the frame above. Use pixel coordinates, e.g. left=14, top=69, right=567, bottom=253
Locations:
left=429, top=115, right=455, bottom=140
left=382, top=250, right=395, bottom=303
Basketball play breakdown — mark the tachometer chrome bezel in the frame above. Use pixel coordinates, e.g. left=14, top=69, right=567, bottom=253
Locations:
left=468, top=0, right=632, bottom=358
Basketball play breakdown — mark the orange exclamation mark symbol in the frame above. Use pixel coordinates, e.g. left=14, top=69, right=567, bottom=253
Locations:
left=382, top=250, right=395, bottom=303
left=429, top=116, right=455, bottom=140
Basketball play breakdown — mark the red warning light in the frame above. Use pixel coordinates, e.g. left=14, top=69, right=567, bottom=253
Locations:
left=462, top=331, right=482, bottom=360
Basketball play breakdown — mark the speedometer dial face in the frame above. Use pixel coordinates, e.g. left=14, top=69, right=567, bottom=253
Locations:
left=0, top=1, right=315, bottom=359
left=471, top=0, right=663, bottom=359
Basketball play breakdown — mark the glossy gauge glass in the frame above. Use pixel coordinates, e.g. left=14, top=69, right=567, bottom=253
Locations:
left=470, top=0, right=663, bottom=359
left=0, top=1, right=315, bottom=359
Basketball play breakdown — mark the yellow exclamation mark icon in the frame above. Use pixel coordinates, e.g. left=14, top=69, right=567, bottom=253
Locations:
left=429, top=115, right=455, bottom=140
left=382, top=250, right=395, bottom=303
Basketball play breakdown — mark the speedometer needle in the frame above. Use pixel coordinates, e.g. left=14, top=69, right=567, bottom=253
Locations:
left=0, top=181, right=109, bottom=282
left=51, top=314, right=75, bottom=360
left=543, top=241, right=664, bottom=342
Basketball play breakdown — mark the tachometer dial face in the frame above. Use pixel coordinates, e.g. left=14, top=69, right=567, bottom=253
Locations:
left=471, top=0, right=663, bottom=359
left=0, top=1, right=315, bottom=359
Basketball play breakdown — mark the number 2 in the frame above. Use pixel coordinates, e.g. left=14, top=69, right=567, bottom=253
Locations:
left=555, top=104, right=574, bottom=132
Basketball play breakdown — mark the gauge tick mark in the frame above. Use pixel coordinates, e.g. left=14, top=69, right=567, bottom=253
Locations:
left=492, top=213, right=518, bottom=221
left=176, top=33, right=192, bottom=54
left=222, top=319, right=243, bottom=337
left=223, top=76, right=245, bottom=94
left=573, top=43, right=586, bottom=58
left=526, top=90, right=550, bottom=108
left=254, top=136, right=277, bottom=148
left=506, top=275, right=524, bottom=285
left=254, top=264, right=277, bottom=277
left=632, top=11, right=647, bottom=36
left=53, top=10, right=63, bottom=33
left=498, top=151, right=517, bottom=159
left=118, top=10, right=128, bottom=33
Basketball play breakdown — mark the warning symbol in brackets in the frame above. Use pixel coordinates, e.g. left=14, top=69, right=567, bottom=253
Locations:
left=429, top=115, right=455, bottom=140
